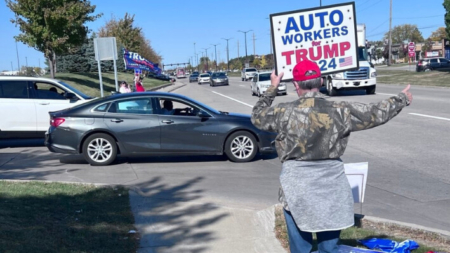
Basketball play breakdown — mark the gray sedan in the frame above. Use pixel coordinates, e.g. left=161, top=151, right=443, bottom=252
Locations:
left=45, top=92, right=276, bottom=166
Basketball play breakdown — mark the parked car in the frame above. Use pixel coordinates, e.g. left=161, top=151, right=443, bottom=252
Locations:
left=241, top=68, right=258, bottom=81
left=0, top=76, right=93, bottom=139
left=210, top=72, right=229, bottom=86
left=416, top=58, right=450, bottom=72
left=155, top=73, right=172, bottom=81
left=251, top=71, right=287, bottom=96
left=189, top=73, right=199, bottom=83
left=45, top=92, right=277, bottom=166
left=198, top=73, right=210, bottom=84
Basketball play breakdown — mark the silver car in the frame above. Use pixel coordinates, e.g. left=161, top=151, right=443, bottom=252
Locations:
left=198, top=73, right=211, bottom=85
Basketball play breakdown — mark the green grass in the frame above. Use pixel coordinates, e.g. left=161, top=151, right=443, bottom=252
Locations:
left=50, top=72, right=169, bottom=97
left=0, top=181, right=138, bottom=253
left=377, top=69, right=450, bottom=87
left=274, top=206, right=449, bottom=253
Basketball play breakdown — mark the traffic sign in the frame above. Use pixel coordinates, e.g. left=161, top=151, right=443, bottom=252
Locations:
left=408, top=42, right=415, bottom=58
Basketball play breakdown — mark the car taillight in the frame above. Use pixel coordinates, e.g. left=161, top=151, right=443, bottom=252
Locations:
left=418, top=62, right=422, bottom=66
left=50, top=117, right=65, bottom=127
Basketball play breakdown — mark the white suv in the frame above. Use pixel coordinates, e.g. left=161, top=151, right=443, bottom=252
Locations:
left=241, top=68, right=258, bottom=81
left=0, top=76, right=93, bottom=139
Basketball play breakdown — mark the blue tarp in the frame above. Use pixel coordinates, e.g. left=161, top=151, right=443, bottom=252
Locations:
left=359, top=238, right=419, bottom=253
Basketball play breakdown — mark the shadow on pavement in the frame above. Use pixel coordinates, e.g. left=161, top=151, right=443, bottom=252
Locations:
left=130, top=177, right=230, bottom=252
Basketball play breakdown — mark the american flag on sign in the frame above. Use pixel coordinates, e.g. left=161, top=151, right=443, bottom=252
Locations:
left=339, top=56, right=353, bottom=67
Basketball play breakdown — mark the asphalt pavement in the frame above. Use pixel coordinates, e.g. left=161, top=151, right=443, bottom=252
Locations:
left=1, top=78, right=450, bottom=252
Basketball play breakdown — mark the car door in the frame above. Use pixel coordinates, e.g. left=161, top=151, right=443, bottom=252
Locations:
left=439, top=58, right=450, bottom=70
left=104, top=97, right=161, bottom=153
left=0, top=80, right=37, bottom=138
left=156, top=97, right=221, bottom=152
left=31, top=81, right=85, bottom=132
left=429, top=58, right=439, bottom=69
left=251, top=74, right=258, bottom=93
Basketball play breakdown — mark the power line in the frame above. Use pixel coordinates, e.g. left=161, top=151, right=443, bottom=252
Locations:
left=358, top=0, right=387, bottom=13
left=366, top=24, right=443, bottom=38
left=394, top=14, right=444, bottom=19
left=357, top=0, right=372, bottom=7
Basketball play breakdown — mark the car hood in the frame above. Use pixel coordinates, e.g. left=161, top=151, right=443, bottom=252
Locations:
left=225, top=112, right=251, bottom=120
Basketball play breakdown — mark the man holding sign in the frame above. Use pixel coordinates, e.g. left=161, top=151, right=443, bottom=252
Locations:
left=251, top=60, right=412, bottom=253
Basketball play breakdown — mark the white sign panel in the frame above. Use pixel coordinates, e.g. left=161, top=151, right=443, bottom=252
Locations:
left=344, top=162, right=368, bottom=203
left=426, top=51, right=439, bottom=58
left=270, top=2, right=359, bottom=80
left=94, top=37, right=118, bottom=61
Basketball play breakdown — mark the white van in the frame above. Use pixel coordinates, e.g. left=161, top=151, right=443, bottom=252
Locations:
left=0, top=76, right=93, bottom=139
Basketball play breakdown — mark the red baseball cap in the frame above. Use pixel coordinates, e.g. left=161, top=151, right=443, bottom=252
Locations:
left=292, top=60, right=321, bottom=81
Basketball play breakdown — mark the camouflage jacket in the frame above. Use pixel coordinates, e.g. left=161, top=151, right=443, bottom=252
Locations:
left=251, top=86, right=409, bottom=162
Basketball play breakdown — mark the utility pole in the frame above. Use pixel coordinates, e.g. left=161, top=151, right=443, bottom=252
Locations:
left=320, top=0, right=322, bottom=6
left=193, top=42, right=196, bottom=67
left=11, top=61, right=13, bottom=73
left=211, top=43, right=220, bottom=71
left=238, top=30, right=252, bottom=65
left=25, top=57, right=28, bottom=68
left=237, top=40, right=240, bottom=58
left=222, top=37, right=233, bottom=72
left=15, top=41, right=20, bottom=71
left=202, top=48, right=210, bottom=71
left=388, top=0, right=392, bottom=66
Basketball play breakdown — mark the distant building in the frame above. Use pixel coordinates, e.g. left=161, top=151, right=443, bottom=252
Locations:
left=0, top=71, right=19, bottom=76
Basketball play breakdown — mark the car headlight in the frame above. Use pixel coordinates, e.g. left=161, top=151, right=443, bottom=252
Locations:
left=279, top=82, right=286, bottom=87
left=332, top=73, right=343, bottom=79
left=371, top=72, right=377, bottom=78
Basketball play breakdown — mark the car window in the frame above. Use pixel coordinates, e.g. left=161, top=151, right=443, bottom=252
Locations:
left=200, top=74, right=209, bottom=77
left=109, top=98, right=154, bottom=114
left=245, top=68, right=257, bottom=72
left=33, top=82, right=67, bottom=100
left=439, top=58, right=448, bottom=63
left=157, top=98, right=200, bottom=117
left=430, top=59, right=438, bottom=63
left=258, top=73, right=271, bottom=82
left=94, top=103, right=110, bottom=112
left=0, top=80, right=29, bottom=99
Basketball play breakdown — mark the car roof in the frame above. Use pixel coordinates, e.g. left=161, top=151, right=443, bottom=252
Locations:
left=0, top=76, right=61, bottom=82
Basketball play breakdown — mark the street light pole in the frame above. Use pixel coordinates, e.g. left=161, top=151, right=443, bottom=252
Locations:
left=388, top=0, right=392, bottom=66
left=211, top=43, right=220, bottom=71
left=202, top=48, right=210, bottom=71
left=238, top=30, right=252, bottom=66
left=222, top=37, right=233, bottom=72
left=193, top=42, right=196, bottom=68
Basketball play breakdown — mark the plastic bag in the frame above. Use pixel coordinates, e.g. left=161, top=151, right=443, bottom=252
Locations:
left=358, top=238, right=419, bottom=253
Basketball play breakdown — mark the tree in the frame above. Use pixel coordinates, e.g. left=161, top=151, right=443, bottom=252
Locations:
left=445, top=0, right=450, bottom=39
left=429, top=27, right=448, bottom=41
left=260, top=55, right=267, bottom=69
left=7, top=0, right=102, bottom=78
left=253, top=58, right=261, bottom=68
left=383, top=24, right=424, bottom=44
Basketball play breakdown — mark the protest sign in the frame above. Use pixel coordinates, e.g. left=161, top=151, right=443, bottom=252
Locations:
left=344, top=162, right=368, bottom=203
left=270, top=2, right=359, bottom=81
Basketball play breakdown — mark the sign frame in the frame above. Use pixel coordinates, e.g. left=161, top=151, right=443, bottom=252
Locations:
left=270, top=2, right=359, bottom=81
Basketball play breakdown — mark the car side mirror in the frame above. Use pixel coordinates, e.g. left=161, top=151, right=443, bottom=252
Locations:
left=65, top=92, right=78, bottom=100
left=197, top=111, right=211, bottom=118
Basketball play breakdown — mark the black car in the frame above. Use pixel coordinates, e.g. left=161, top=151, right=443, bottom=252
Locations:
left=45, top=92, right=276, bottom=166
left=210, top=72, right=229, bottom=86
left=189, top=73, right=199, bottom=83
left=416, top=57, right=450, bottom=72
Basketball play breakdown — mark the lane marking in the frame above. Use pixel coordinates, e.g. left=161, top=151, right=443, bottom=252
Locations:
left=409, top=113, right=450, bottom=122
left=211, top=91, right=253, bottom=108
left=376, top=92, right=397, bottom=96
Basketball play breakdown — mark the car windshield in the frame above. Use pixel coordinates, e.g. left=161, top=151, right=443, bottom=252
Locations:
left=57, top=81, right=93, bottom=99
left=357, top=47, right=368, bottom=61
left=245, top=68, right=257, bottom=72
left=191, top=74, right=199, bottom=77
left=200, top=74, right=209, bottom=77
left=259, top=73, right=271, bottom=81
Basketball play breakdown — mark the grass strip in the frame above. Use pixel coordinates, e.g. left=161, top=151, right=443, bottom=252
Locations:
left=51, top=72, right=169, bottom=97
left=274, top=205, right=449, bottom=253
left=0, top=181, right=138, bottom=253
left=376, top=69, right=450, bottom=87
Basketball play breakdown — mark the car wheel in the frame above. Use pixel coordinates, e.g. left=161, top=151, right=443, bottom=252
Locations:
left=82, top=133, right=117, bottom=166
left=424, top=68, right=431, bottom=72
left=242, top=78, right=244, bottom=81
left=365, top=85, right=376, bottom=95
left=198, top=82, right=201, bottom=85
left=224, top=131, right=258, bottom=163
left=257, top=88, right=261, bottom=97
left=327, top=79, right=338, bottom=96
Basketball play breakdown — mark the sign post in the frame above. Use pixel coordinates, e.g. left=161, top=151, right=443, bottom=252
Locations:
left=270, top=2, right=359, bottom=81
left=408, top=42, right=415, bottom=72
left=94, top=37, right=118, bottom=97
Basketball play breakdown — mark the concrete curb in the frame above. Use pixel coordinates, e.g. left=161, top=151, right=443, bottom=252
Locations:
left=148, top=82, right=174, bottom=91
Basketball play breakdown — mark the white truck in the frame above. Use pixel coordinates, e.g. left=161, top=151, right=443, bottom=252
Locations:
left=324, top=24, right=377, bottom=96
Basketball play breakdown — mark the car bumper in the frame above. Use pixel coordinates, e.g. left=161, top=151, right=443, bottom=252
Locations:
left=331, top=78, right=376, bottom=89
left=257, top=132, right=277, bottom=154
left=212, top=81, right=229, bottom=85
left=45, top=128, right=79, bottom=154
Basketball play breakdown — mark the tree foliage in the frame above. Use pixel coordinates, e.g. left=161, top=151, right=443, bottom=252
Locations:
left=384, top=24, right=424, bottom=44
left=98, top=13, right=161, bottom=64
left=445, top=0, right=450, bottom=40
left=429, top=27, right=448, bottom=41
left=6, top=0, right=102, bottom=78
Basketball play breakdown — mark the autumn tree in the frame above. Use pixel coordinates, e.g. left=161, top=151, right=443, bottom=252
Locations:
left=260, top=55, right=267, bottom=69
left=7, top=0, right=101, bottom=78
left=429, top=27, right=448, bottom=41
left=384, top=24, right=424, bottom=44
left=98, top=13, right=161, bottom=64
left=445, top=0, right=450, bottom=39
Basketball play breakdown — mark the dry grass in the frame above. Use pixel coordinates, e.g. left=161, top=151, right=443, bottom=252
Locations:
left=377, top=69, right=450, bottom=87
left=274, top=205, right=449, bottom=253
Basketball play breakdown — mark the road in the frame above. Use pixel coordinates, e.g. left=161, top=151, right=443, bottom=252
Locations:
left=1, top=77, right=450, bottom=233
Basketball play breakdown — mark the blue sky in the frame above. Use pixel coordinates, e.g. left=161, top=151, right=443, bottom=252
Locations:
left=0, top=0, right=446, bottom=71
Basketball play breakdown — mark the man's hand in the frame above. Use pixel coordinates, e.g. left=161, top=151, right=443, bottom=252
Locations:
left=270, top=70, right=284, bottom=88
left=402, top=84, right=413, bottom=105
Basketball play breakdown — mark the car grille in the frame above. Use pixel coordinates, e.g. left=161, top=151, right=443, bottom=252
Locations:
left=345, top=67, right=369, bottom=80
